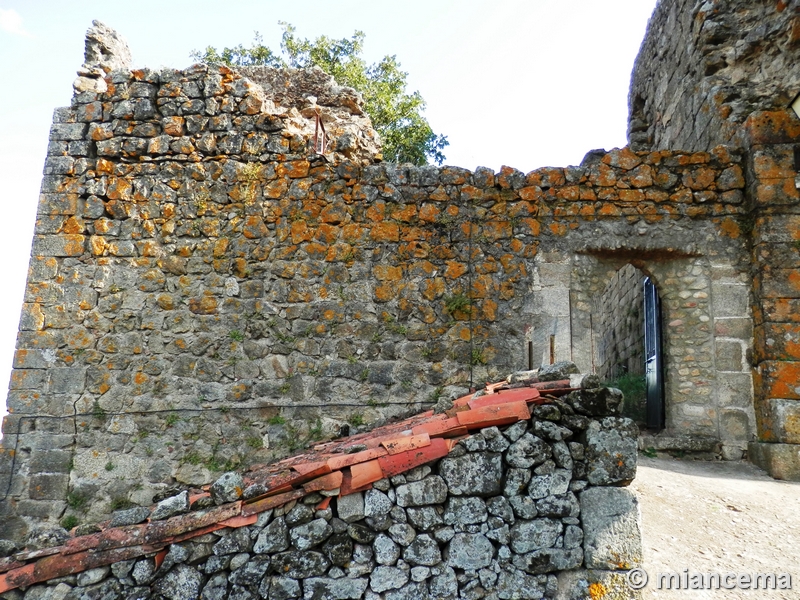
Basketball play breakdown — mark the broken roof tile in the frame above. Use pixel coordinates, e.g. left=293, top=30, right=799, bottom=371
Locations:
left=456, top=401, right=531, bottom=429
left=468, top=387, right=541, bottom=408
left=377, top=437, right=449, bottom=478
left=410, top=416, right=465, bottom=438
left=381, top=433, right=431, bottom=455
left=349, top=459, right=385, bottom=489
left=303, top=471, right=344, bottom=494
left=241, top=489, right=306, bottom=517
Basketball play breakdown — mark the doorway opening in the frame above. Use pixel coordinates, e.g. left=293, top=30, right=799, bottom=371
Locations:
left=596, top=264, right=664, bottom=429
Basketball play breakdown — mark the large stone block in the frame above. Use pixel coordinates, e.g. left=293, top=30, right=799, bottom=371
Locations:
left=757, top=398, right=800, bottom=444
left=712, top=283, right=749, bottom=317
left=757, top=362, right=800, bottom=400
left=28, top=473, right=69, bottom=500
left=715, top=340, right=744, bottom=372
left=584, top=417, right=638, bottom=485
left=438, top=452, right=503, bottom=496
left=719, top=408, right=753, bottom=442
left=715, top=372, right=754, bottom=409
left=29, top=451, right=72, bottom=474
left=749, top=441, right=800, bottom=481
left=395, top=475, right=447, bottom=507
left=580, top=487, right=642, bottom=570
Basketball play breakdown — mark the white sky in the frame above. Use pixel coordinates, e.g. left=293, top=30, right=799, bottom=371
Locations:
left=0, top=0, right=658, bottom=412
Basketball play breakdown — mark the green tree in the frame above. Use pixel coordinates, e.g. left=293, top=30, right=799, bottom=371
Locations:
left=192, top=23, right=448, bottom=165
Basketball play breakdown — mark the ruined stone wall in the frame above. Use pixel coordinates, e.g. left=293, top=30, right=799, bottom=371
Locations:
left=628, top=0, right=800, bottom=153
left=596, top=264, right=646, bottom=382
left=0, top=49, right=759, bottom=533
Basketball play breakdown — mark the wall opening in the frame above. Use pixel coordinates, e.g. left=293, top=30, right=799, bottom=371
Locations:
left=595, top=264, right=664, bottom=429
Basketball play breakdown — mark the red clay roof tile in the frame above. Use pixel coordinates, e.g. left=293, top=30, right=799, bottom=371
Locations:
left=303, top=471, right=344, bottom=494
left=381, top=433, right=431, bottom=455
left=241, top=489, right=306, bottom=517
left=377, top=437, right=449, bottom=478
left=349, top=459, right=385, bottom=489
left=456, top=401, right=531, bottom=429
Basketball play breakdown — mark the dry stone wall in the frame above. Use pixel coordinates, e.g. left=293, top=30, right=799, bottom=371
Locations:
left=2, top=388, right=643, bottom=600
left=0, top=51, right=758, bottom=537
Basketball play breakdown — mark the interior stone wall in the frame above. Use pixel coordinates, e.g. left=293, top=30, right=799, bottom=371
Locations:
left=596, top=264, right=646, bottom=382
left=629, top=0, right=800, bottom=476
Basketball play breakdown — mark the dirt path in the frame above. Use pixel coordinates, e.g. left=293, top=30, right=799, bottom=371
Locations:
left=630, top=455, right=800, bottom=599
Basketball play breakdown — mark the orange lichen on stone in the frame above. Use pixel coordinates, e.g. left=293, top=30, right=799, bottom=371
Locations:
left=341, top=223, right=366, bottom=242
left=242, top=216, right=267, bottom=239
left=314, top=223, right=339, bottom=244
left=444, top=261, right=468, bottom=279
left=290, top=221, right=313, bottom=244
left=373, top=265, right=403, bottom=281
left=588, top=582, right=607, bottom=599
left=719, top=216, right=741, bottom=239
left=370, top=222, right=400, bottom=242
left=421, top=278, right=445, bottom=301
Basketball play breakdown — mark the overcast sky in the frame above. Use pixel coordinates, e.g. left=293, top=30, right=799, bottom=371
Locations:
left=0, top=0, right=658, bottom=413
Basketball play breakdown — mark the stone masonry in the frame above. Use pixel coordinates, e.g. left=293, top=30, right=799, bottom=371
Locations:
left=630, top=0, right=800, bottom=477
left=1, top=9, right=777, bottom=541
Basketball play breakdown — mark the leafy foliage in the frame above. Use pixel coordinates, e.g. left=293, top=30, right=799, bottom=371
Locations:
left=192, top=23, right=448, bottom=165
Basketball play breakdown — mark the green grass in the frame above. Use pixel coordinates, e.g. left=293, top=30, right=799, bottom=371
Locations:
left=60, top=515, right=79, bottom=530
left=246, top=436, right=264, bottom=449
left=444, top=293, right=471, bottom=314
left=91, top=401, right=107, bottom=421
left=427, top=386, right=444, bottom=404
left=470, top=347, right=487, bottom=366
left=184, top=452, right=202, bottom=465
left=110, top=497, right=134, bottom=511
left=605, top=372, right=647, bottom=423
left=67, top=492, right=87, bottom=510
left=229, top=330, right=245, bottom=342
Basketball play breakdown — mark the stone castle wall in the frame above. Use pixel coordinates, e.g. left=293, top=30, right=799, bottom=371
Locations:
left=629, top=0, right=800, bottom=477
left=0, top=54, right=757, bottom=537
left=628, top=0, right=800, bottom=153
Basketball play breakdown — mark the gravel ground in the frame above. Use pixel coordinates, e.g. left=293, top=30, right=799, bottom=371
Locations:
left=630, top=455, right=800, bottom=599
